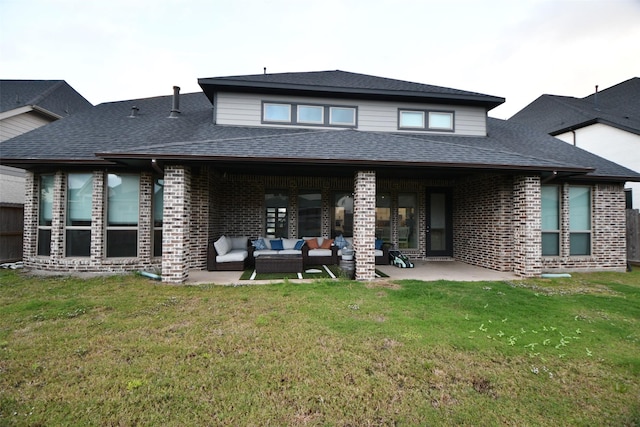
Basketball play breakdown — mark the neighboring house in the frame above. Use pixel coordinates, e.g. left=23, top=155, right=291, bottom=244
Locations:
left=1, top=70, right=638, bottom=283
left=509, top=77, right=640, bottom=210
left=0, top=80, right=93, bottom=262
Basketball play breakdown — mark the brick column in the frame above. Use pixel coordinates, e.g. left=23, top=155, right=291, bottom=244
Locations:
left=353, top=170, right=376, bottom=280
left=512, top=175, right=542, bottom=277
left=51, top=172, right=66, bottom=259
left=162, top=165, right=191, bottom=283
left=90, top=171, right=105, bottom=266
left=23, top=172, right=37, bottom=263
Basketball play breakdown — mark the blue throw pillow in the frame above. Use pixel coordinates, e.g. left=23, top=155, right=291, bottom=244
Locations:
left=270, top=239, right=284, bottom=250
left=375, top=238, right=384, bottom=250
left=294, top=239, right=305, bottom=250
left=334, top=234, right=347, bottom=249
left=252, top=238, right=266, bottom=250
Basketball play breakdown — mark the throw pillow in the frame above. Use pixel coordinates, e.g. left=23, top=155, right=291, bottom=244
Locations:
left=294, top=240, right=305, bottom=250
left=375, top=238, right=384, bottom=250
left=252, top=238, right=267, bottom=250
left=214, top=235, right=230, bottom=256
left=334, top=234, right=347, bottom=249
left=320, top=238, right=334, bottom=249
left=270, top=239, right=284, bottom=250
left=305, top=238, right=319, bottom=249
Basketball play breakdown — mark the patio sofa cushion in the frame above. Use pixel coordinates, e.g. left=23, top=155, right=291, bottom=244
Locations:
left=207, top=235, right=250, bottom=271
left=301, top=237, right=338, bottom=265
left=251, top=237, right=304, bottom=258
left=214, top=235, right=231, bottom=256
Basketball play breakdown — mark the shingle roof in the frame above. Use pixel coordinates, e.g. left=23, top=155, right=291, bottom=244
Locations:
left=0, top=80, right=93, bottom=117
left=198, top=70, right=505, bottom=109
left=509, top=77, right=640, bottom=136
left=2, top=89, right=637, bottom=181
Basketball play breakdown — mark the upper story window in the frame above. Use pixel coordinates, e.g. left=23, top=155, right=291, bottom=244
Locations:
left=262, top=101, right=357, bottom=128
left=330, top=107, right=356, bottom=126
left=398, top=109, right=454, bottom=131
left=263, top=103, right=291, bottom=122
left=297, top=105, right=324, bottom=124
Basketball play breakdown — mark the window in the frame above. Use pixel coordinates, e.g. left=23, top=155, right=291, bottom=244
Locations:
left=106, top=174, right=139, bottom=257
left=429, top=112, right=454, bottom=130
left=37, top=175, right=54, bottom=256
left=266, top=191, right=288, bottom=237
left=298, top=191, right=321, bottom=237
left=398, top=109, right=454, bottom=131
left=297, top=105, right=324, bottom=124
left=153, top=177, right=163, bottom=257
left=263, top=103, right=291, bottom=122
left=398, top=193, right=417, bottom=249
left=399, top=111, right=425, bottom=128
left=376, top=193, right=391, bottom=242
left=334, top=192, right=354, bottom=237
left=541, top=185, right=560, bottom=256
left=66, top=173, right=93, bottom=257
left=329, top=107, right=356, bottom=126
left=262, top=101, right=357, bottom=127
left=569, top=186, right=591, bottom=256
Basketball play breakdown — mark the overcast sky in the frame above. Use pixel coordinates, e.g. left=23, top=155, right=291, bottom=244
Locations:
left=1, top=0, right=638, bottom=119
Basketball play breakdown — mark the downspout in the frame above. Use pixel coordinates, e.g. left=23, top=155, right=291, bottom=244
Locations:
left=571, top=129, right=576, bottom=146
left=151, top=159, right=164, bottom=176
left=541, top=171, right=558, bottom=184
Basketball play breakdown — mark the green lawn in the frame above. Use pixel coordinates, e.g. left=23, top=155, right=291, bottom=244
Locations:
left=0, top=269, right=638, bottom=426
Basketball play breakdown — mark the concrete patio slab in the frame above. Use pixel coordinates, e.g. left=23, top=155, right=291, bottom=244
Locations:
left=186, top=260, right=519, bottom=285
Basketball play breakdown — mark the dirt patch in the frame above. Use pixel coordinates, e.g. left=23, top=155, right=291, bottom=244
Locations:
left=365, top=280, right=402, bottom=290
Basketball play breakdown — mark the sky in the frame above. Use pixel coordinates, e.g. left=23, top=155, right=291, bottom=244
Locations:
left=1, top=0, right=638, bottom=119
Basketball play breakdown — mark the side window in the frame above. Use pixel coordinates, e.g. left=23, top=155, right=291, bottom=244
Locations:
left=66, top=173, right=93, bottom=257
left=106, top=174, right=140, bottom=257
left=569, top=186, right=591, bottom=256
left=37, top=175, right=54, bottom=256
left=541, top=185, right=560, bottom=256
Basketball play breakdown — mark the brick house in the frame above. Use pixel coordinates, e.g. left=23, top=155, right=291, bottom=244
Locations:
left=1, top=70, right=638, bottom=283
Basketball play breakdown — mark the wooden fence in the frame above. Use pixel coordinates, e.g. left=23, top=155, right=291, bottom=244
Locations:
left=627, top=209, right=640, bottom=265
left=0, top=203, right=23, bottom=263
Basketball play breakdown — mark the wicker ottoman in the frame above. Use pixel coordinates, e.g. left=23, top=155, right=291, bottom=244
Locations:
left=255, top=254, right=303, bottom=274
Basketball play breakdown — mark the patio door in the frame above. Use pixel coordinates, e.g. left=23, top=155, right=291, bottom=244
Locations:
left=426, top=189, right=452, bottom=257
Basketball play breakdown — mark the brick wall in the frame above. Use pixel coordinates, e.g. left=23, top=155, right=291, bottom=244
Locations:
left=454, top=173, right=515, bottom=272
left=22, top=167, right=628, bottom=280
left=542, top=182, right=627, bottom=272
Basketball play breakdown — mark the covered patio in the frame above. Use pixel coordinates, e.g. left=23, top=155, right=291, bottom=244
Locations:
left=186, top=260, right=519, bottom=285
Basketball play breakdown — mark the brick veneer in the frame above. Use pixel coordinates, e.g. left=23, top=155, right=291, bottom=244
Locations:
left=541, top=182, right=626, bottom=272
left=22, top=168, right=628, bottom=282
left=454, top=173, right=515, bottom=272
left=353, top=171, right=376, bottom=280
left=162, top=165, right=191, bottom=283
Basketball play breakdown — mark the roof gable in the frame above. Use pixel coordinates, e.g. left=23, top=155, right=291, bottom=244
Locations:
left=198, top=70, right=504, bottom=109
left=0, top=80, right=92, bottom=118
left=510, top=77, right=640, bottom=136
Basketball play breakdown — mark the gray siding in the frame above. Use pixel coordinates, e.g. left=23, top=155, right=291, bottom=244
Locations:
left=0, top=111, right=52, bottom=142
left=215, top=92, right=487, bottom=136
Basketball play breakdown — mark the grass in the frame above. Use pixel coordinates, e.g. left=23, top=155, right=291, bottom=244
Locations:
left=0, top=269, right=638, bottom=426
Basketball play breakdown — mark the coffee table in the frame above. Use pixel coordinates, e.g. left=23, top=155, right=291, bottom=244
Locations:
left=255, top=254, right=303, bottom=274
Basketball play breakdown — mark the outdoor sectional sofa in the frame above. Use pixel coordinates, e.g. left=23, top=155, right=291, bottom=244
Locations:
left=250, top=237, right=338, bottom=267
left=206, top=236, right=251, bottom=271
